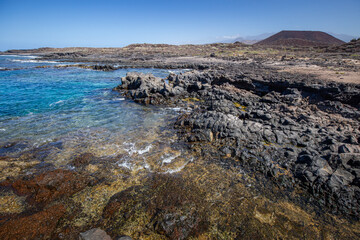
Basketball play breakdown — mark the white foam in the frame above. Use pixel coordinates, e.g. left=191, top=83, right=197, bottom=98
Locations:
left=113, top=98, right=125, bottom=101
left=165, top=158, right=193, bottom=174
left=1, top=55, right=36, bottom=58
left=137, top=145, right=152, bottom=154
left=10, top=59, right=57, bottom=63
left=166, top=163, right=186, bottom=174
left=143, top=162, right=151, bottom=170
left=49, top=100, right=65, bottom=107
left=0, top=128, right=6, bottom=131
left=162, top=152, right=181, bottom=164
left=123, top=142, right=136, bottom=154
left=123, top=142, right=152, bottom=155
left=117, top=161, right=132, bottom=169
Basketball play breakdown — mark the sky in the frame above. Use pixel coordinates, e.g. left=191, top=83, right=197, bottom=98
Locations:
left=0, top=0, right=359, bottom=50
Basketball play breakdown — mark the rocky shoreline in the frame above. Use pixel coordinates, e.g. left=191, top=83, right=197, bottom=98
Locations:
left=115, top=63, right=360, bottom=219
left=1, top=44, right=360, bottom=239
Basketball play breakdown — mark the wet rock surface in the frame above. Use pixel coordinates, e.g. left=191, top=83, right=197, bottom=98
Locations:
left=0, top=168, right=94, bottom=239
left=103, top=174, right=208, bottom=240
left=115, top=66, right=360, bottom=220
left=1, top=169, right=91, bottom=208
left=0, top=203, right=66, bottom=240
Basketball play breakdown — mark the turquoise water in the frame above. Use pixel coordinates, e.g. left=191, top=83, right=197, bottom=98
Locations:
left=0, top=55, right=178, bottom=150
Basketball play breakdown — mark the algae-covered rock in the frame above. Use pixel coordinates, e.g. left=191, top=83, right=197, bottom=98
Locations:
left=1, top=169, right=91, bottom=207
left=0, top=204, right=66, bottom=239
left=103, top=174, right=209, bottom=239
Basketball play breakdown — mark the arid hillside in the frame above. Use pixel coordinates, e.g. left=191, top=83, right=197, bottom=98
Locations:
left=256, top=30, right=345, bottom=46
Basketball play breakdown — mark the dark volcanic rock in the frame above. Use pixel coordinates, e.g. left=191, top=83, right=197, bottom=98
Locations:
left=114, top=72, right=166, bottom=104
left=91, top=65, right=116, bottom=71
left=115, top=68, right=360, bottom=219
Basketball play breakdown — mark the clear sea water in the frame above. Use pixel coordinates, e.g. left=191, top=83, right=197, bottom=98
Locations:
left=0, top=55, right=182, bottom=163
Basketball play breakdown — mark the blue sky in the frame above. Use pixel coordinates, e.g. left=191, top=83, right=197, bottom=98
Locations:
left=0, top=0, right=359, bottom=50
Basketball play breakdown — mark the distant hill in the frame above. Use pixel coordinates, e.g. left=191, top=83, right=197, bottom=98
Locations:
left=330, top=33, right=358, bottom=43
left=232, top=33, right=274, bottom=44
left=255, top=31, right=345, bottom=46
left=217, top=33, right=274, bottom=44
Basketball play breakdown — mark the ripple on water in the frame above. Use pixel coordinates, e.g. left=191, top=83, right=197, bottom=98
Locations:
left=0, top=56, right=187, bottom=176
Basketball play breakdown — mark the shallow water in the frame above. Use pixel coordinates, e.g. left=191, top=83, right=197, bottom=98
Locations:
left=0, top=55, right=193, bottom=177
left=0, top=56, right=176, bottom=146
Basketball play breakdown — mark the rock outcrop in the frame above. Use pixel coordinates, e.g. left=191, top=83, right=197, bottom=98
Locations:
left=115, top=68, right=360, bottom=219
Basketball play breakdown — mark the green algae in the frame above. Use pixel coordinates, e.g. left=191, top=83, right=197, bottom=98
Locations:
left=183, top=97, right=204, bottom=103
left=0, top=192, right=26, bottom=214
left=233, top=102, right=247, bottom=111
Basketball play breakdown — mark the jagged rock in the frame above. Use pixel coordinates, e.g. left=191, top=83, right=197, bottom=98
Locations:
left=91, top=65, right=116, bottom=71
left=115, top=68, right=360, bottom=219
left=328, top=168, right=355, bottom=192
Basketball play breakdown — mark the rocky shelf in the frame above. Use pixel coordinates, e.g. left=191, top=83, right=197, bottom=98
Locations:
left=115, top=64, right=360, bottom=220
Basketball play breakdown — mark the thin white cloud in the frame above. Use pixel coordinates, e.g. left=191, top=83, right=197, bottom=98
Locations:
left=217, top=34, right=241, bottom=39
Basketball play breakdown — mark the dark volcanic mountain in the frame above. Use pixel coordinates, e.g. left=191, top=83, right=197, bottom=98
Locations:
left=255, top=30, right=345, bottom=46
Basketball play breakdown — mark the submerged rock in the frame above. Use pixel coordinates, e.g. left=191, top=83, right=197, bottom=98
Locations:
left=71, top=152, right=96, bottom=168
left=103, top=174, right=209, bottom=239
left=1, top=169, right=90, bottom=207
left=0, top=204, right=66, bottom=239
